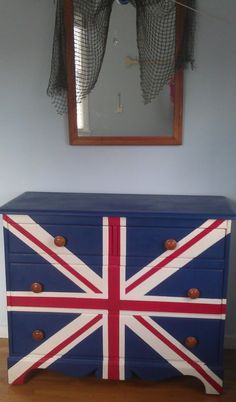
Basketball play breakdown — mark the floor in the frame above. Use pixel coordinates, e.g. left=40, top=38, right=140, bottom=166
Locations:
left=1, top=339, right=236, bottom=402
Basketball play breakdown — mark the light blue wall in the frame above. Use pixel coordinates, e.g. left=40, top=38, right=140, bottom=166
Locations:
left=0, top=0, right=236, bottom=345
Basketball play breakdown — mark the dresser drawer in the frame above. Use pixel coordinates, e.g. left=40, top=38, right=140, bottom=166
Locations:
left=125, top=267, right=224, bottom=299
left=8, top=312, right=104, bottom=359
left=8, top=312, right=222, bottom=368
left=7, top=263, right=94, bottom=293
left=8, top=263, right=224, bottom=300
left=125, top=316, right=222, bottom=366
left=6, top=223, right=103, bottom=257
left=123, top=226, right=226, bottom=260
left=4, top=215, right=227, bottom=261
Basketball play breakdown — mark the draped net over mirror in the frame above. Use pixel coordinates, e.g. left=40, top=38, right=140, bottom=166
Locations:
left=47, top=0, right=196, bottom=145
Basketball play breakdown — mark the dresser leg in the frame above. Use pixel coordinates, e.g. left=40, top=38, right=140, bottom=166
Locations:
left=192, top=376, right=223, bottom=395
left=8, top=369, right=32, bottom=385
left=203, top=382, right=223, bottom=395
left=175, top=365, right=223, bottom=395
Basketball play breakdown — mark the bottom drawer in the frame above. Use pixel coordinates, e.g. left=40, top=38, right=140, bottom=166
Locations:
left=8, top=312, right=223, bottom=368
left=8, top=312, right=104, bottom=359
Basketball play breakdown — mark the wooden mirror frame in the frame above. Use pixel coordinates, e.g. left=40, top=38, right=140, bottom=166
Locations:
left=64, top=0, right=184, bottom=145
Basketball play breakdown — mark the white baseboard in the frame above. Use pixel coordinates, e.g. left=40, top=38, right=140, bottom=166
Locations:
left=0, top=324, right=8, bottom=338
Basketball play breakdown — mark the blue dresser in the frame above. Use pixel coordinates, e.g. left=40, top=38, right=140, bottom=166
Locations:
left=1, top=192, right=235, bottom=394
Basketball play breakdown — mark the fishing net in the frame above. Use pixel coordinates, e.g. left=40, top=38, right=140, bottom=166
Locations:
left=47, top=0, right=196, bottom=113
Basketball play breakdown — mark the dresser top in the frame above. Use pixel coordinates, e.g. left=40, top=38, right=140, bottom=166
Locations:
left=0, top=192, right=235, bottom=219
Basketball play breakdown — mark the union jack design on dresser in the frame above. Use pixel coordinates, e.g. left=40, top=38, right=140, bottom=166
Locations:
left=3, top=213, right=231, bottom=394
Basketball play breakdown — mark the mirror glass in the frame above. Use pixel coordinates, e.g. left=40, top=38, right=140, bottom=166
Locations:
left=65, top=1, right=183, bottom=145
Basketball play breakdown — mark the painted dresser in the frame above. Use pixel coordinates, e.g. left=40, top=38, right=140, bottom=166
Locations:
left=1, top=192, right=235, bottom=394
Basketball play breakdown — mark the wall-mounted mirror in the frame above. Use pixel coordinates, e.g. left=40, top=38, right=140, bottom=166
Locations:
left=64, top=0, right=185, bottom=145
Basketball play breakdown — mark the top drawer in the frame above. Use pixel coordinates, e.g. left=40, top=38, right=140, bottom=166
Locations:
left=3, top=215, right=228, bottom=262
left=124, top=224, right=227, bottom=261
left=4, top=219, right=103, bottom=259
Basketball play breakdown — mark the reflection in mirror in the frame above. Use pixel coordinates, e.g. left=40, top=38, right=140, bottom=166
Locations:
left=65, top=0, right=185, bottom=145
left=76, top=3, right=174, bottom=137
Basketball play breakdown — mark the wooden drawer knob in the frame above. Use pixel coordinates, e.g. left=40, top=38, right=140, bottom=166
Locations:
left=54, top=235, right=67, bottom=247
left=32, top=330, right=45, bottom=341
left=185, top=336, right=198, bottom=348
left=187, top=288, right=200, bottom=299
left=31, top=282, right=44, bottom=293
left=164, top=239, right=177, bottom=250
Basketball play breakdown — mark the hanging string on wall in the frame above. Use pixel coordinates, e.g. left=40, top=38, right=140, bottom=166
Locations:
left=47, top=0, right=196, bottom=114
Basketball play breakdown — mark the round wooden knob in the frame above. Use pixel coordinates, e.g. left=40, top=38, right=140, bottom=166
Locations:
left=185, top=336, right=198, bottom=348
left=31, top=282, right=43, bottom=293
left=164, top=239, right=177, bottom=250
left=187, top=288, right=200, bottom=299
left=32, top=330, right=45, bottom=341
left=54, top=235, right=67, bottom=247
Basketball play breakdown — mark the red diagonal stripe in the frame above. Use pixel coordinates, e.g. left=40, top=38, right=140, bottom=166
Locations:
left=126, top=220, right=225, bottom=294
left=13, top=314, right=102, bottom=384
left=4, top=215, right=102, bottom=294
left=134, top=316, right=223, bottom=394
